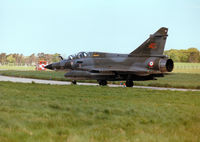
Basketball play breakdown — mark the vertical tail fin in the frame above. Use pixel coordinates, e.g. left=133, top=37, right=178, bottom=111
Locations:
left=129, top=27, right=168, bottom=56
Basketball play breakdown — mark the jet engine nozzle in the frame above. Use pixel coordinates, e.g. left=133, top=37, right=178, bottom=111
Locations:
left=159, top=59, right=174, bottom=72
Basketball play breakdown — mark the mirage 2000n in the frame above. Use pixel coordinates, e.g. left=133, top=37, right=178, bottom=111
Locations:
left=45, top=27, right=174, bottom=87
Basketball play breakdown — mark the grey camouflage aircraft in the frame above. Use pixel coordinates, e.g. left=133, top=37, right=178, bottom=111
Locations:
left=45, top=27, right=174, bottom=87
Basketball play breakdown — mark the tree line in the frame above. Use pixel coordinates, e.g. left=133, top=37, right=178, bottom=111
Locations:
left=164, top=48, right=200, bottom=63
left=0, top=48, right=199, bottom=65
left=0, top=53, right=61, bottom=66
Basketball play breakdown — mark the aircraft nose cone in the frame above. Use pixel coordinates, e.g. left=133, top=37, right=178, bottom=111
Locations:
left=44, top=64, right=53, bottom=70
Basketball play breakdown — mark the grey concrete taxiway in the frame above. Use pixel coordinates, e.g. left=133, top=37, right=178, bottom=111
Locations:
left=0, top=75, right=199, bottom=92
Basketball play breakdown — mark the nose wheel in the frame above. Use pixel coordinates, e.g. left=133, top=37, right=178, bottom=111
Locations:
left=98, top=80, right=107, bottom=86
left=126, top=80, right=134, bottom=87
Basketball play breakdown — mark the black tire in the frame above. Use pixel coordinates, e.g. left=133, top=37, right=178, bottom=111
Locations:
left=126, top=80, right=134, bottom=87
left=98, top=80, right=107, bottom=86
left=71, top=80, right=77, bottom=85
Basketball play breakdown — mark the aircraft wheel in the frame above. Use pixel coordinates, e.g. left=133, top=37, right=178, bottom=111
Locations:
left=126, top=80, right=134, bottom=87
left=71, top=80, right=77, bottom=85
left=98, top=80, right=107, bottom=86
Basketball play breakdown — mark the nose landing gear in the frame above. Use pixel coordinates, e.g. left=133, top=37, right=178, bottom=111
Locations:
left=125, top=80, right=134, bottom=87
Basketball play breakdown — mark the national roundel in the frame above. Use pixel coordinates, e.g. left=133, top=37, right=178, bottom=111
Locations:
left=148, top=61, right=154, bottom=67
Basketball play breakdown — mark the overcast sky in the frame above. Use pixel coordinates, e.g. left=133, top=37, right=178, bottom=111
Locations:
left=0, top=0, right=200, bottom=56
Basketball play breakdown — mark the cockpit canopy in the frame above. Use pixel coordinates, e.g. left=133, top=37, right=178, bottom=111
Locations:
left=68, top=52, right=89, bottom=60
left=68, top=55, right=74, bottom=60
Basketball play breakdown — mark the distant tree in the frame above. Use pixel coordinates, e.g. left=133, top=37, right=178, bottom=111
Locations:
left=44, top=54, right=53, bottom=63
left=178, top=50, right=189, bottom=62
left=164, top=49, right=180, bottom=62
left=37, top=53, right=45, bottom=60
left=179, top=53, right=189, bottom=62
left=19, top=54, right=24, bottom=64
left=28, top=54, right=36, bottom=65
left=165, top=48, right=200, bottom=63
left=188, top=48, right=199, bottom=63
left=0, top=53, right=7, bottom=64
left=6, top=55, right=15, bottom=63
left=198, top=52, right=200, bottom=62
left=52, top=53, right=60, bottom=62
left=12, top=54, right=23, bottom=64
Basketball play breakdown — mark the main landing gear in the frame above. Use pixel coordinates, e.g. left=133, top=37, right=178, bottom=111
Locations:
left=71, top=80, right=77, bottom=85
left=98, top=80, right=107, bottom=86
left=125, top=80, right=134, bottom=87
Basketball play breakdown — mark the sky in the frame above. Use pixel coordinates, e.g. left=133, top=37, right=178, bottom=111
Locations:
left=0, top=0, right=200, bottom=56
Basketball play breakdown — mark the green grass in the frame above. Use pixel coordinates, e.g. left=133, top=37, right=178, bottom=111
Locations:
left=0, top=70, right=200, bottom=89
left=0, top=70, right=67, bottom=81
left=173, top=62, right=200, bottom=73
left=135, top=73, right=200, bottom=89
left=0, top=82, right=200, bottom=142
left=0, top=65, right=35, bottom=70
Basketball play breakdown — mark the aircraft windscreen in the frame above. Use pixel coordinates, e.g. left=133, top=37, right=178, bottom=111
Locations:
left=68, top=55, right=75, bottom=60
left=78, top=52, right=88, bottom=58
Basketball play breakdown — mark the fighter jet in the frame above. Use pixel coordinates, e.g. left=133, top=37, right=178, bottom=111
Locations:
left=45, top=27, right=173, bottom=87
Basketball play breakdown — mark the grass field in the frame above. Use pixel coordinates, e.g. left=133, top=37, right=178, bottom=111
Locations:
left=135, top=73, right=200, bottom=89
left=0, top=82, right=200, bottom=142
left=0, top=65, right=35, bottom=70
left=0, top=70, right=66, bottom=81
left=173, top=62, right=200, bottom=73
left=0, top=70, right=200, bottom=89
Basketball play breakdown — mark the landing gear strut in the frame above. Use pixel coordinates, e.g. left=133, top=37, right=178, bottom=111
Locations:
left=98, top=80, right=107, bottom=86
left=126, top=80, right=134, bottom=87
left=71, top=80, right=77, bottom=85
